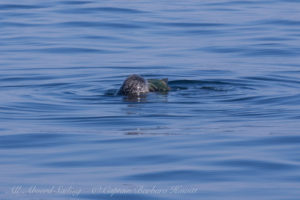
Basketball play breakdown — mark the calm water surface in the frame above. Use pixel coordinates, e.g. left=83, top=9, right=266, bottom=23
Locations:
left=1, top=0, right=300, bottom=199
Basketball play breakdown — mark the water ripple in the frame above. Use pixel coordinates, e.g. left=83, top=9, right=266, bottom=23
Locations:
left=126, top=169, right=248, bottom=182
left=58, top=7, right=146, bottom=14
left=215, top=159, right=297, bottom=171
left=0, top=133, right=71, bottom=149
left=0, top=4, right=45, bottom=10
left=58, top=21, right=143, bottom=29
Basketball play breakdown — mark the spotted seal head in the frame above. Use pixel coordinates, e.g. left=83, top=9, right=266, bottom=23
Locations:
left=118, top=74, right=149, bottom=97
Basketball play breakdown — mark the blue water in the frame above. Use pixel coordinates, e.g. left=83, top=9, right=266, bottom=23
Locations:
left=1, top=0, right=300, bottom=199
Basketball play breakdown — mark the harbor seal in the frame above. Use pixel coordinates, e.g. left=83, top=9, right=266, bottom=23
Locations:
left=118, top=74, right=170, bottom=97
left=118, top=74, right=149, bottom=96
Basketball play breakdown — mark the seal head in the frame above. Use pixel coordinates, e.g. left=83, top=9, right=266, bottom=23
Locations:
left=118, top=74, right=149, bottom=97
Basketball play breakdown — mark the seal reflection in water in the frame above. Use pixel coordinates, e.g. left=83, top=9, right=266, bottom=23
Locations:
left=118, top=74, right=170, bottom=97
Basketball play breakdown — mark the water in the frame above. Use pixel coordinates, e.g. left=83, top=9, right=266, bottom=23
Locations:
left=1, top=0, right=300, bottom=199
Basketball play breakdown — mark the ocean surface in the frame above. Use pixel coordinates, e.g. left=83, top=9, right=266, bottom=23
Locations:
left=1, top=0, right=300, bottom=199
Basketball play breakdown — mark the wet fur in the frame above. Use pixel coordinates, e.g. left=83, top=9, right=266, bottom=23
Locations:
left=118, top=74, right=149, bottom=96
